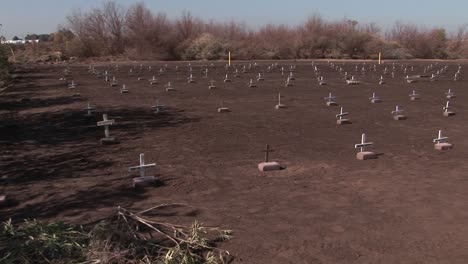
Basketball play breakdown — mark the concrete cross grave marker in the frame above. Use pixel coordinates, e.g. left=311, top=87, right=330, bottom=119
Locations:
left=433, top=130, right=453, bottom=150
left=443, top=101, right=455, bottom=117
left=217, top=99, right=230, bottom=113
left=120, top=84, right=129, bottom=94
left=257, top=73, right=264, bottom=81
left=324, top=92, right=338, bottom=106
left=369, top=92, right=382, bottom=103
left=336, top=107, right=351, bottom=125
left=258, top=144, right=282, bottom=171
left=166, top=82, right=175, bottom=92
left=234, top=68, right=240, bottom=78
left=187, top=73, right=195, bottom=83
left=288, top=72, right=295, bottom=81
left=83, top=102, right=95, bottom=117
left=150, top=76, right=158, bottom=85
left=209, top=79, right=216, bottom=90
left=354, top=133, right=376, bottom=160
left=446, top=89, right=455, bottom=99
left=379, top=75, right=385, bottom=85
left=409, top=90, right=420, bottom=101
left=151, top=99, right=164, bottom=114
left=223, top=74, right=231, bottom=83
left=129, top=153, right=157, bottom=188
left=391, top=105, right=407, bottom=120
left=68, top=80, right=77, bottom=89
left=285, top=76, right=294, bottom=87
left=248, top=79, right=257, bottom=88
left=110, top=76, right=118, bottom=87
left=319, top=76, right=327, bottom=85
left=346, top=76, right=360, bottom=85
left=275, top=93, right=287, bottom=109
left=97, top=113, right=117, bottom=144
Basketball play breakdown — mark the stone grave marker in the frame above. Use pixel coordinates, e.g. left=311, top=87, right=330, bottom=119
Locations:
left=275, top=93, right=287, bottom=109
left=409, top=90, right=420, bottom=100
left=443, top=101, right=455, bottom=117
left=129, top=153, right=157, bottom=188
left=223, top=74, right=231, bottom=83
left=120, top=84, right=129, bottom=94
left=369, top=92, right=382, bottom=103
left=336, top=107, right=351, bottom=125
left=324, top=92, right=338, bottom=106
left=433, top=130, right=453, bottom=150
left=354, top=133, right=376, bottom=160
left=209, top=79, right=216, bottom=90
left=446, top=89, right=455, bottom=99
left=166, top=82, right=175, bottom=92
left=391, top=105, right=407, bottom=120
left=97, top=113, right=117, bottom=144
left=218, top=99, right=231, bottom=113
left=150, top=76, right=158, bottom=85
left=258, top=144, right=282, bottom=171
left=83, top=102, right=95, bottom=117
left=152, top=99, right=164, bottom=114
left=248, top=79, right=257, bottom=88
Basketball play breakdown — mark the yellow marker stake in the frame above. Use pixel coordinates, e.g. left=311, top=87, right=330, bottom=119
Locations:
left=378, top=52, right=381, bottom=65
left=228, top=51, right=231, bottom=66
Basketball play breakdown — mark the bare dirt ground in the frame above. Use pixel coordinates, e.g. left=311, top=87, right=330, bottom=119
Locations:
left=1, top=60, right=468, bottom=263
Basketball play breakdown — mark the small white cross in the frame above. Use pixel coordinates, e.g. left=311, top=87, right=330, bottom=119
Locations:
left=97, top=114, right=115, bottom=138
left=129, top=153, right=156, bottom=178
left=354, top=133, right=373, bottom=152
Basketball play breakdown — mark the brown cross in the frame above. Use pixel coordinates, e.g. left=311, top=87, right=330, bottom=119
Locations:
left=263, top=144, right=274, bottom=162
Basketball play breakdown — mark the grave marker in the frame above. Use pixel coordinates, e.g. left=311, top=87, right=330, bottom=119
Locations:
left=409, top=90, right=420, bottom=100
left=217, top=99, right=230, bottom=113
left=336, top=107, right=351, bottom=125
left=324, top=92, right=338, bottom=106
left=151, top=99, right=164, bottom=114
left=129, top=153, right=157, bottom=188
left=166, top=82, right=175, bottom=92
left=258, top=144, right=282, bottom=171
left=433, top=130, right=453, bottom=150
left=391, top=105, right=407, bottom=120
left=208, top=79, right=216, bottom=90
left=369, top=92, right=381, bottom=103
left=275, top=93, right=287, bottom=109
left=354, top=133, right=376, bottom=160
left=97, top=113, right=116, bottom=144
left=446, top=89, right=455, bottom=99
left=120, top=84, right=129, bottom=94
left=443, top=101, right=455, bottom=117
left=83, top=102, right=95, bottom=117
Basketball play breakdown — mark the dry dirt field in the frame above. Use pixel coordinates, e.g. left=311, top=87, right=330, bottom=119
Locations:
left=1, top=60, right=468, bottom=263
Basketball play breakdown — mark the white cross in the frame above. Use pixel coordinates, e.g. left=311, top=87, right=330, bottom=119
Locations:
left=443, top=101, right=451, bottom=112
left=336, top=107, right=348, bottom=120
left=369, top=92, right=380, bottom=101
left=152, top=99, right=164, bottom=113
left=354, top=133, right=373, bottom=152
left=446, top=89, right=455, bottom=97
left=97, top=114, right=115, bottom=138
left=83, top=102, right=95, bottom=116
left=278, top=93, right=282, bottom=105
left=129, top=153, right=156, bottom=178
left=324, top=92, right=336, bottom=103
left=433, top=130, right=448, bottom=143
left=409, top=90, right=419, bottom=98
left=391, top=105, right=404, bottom=116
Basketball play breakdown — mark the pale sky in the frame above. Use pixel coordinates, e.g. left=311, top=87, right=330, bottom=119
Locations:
left=0, top=0, right=467, bottom=38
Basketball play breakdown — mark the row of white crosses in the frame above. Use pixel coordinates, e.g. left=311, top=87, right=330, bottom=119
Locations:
left=354, top=129, right=453, bottom=160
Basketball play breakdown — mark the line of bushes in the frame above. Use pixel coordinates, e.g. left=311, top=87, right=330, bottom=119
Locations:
left=53, top=2, right=468, bottom=61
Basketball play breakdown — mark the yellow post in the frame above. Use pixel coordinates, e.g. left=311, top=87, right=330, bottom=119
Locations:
left=228, top=51, right=231, bottom=66
left=378, top=52, right=381, bottom=65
